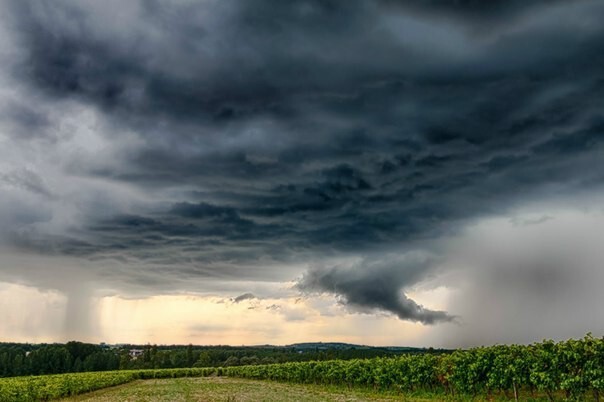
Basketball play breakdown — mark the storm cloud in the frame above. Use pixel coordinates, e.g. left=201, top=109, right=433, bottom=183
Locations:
left=297, top=254, right=454, bottom=324
left=1, top=0, right=604, bottom=334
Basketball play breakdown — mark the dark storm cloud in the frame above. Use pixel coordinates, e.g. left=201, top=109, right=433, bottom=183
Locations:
left=12, top=0, right=602, bottom=131
left=384, top=0, right=568, bottom=21
left=0, top=101, right=52, bottom=141
left=297, top=254, right=454, bottom=324
left=3, top=0, right=604, bottom=322
left=233, top=293, right=257, bottom=303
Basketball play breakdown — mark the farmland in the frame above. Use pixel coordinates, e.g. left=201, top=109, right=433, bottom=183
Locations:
left=0, top=335, right=602, bottom=401
left=60, top=377, right=405, bottom=402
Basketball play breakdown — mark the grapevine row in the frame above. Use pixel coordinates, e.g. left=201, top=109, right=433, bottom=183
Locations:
left=225, top=335, right=604, bottom=401
left=0, top=367, right=216, bottom=401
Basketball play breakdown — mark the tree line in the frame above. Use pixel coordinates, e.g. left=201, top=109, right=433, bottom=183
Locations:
left=0, top=341, right=426, bottom=377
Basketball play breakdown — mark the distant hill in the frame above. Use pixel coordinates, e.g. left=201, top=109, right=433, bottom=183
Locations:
left=288, top=342, right=372, bottom=350
left=287, top=342, right=444, bottom=353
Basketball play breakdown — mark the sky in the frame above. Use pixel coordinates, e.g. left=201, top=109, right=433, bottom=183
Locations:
left=0, top=0, right=603, bottom=348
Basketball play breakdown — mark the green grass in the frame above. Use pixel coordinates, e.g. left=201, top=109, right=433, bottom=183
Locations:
left=59, top=377, right=420, bottom=401
left=59, top=377, right=597, bottom=402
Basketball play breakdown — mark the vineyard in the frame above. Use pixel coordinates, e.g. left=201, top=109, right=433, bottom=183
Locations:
left=0, top=335, right=602, bottom=401
left=225, top=334, right=604, bottom=401
left=0, top=368, right=215, bottom=401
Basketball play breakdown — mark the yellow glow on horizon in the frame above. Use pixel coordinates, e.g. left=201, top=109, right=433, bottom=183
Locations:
left=0, top=282, right=442, bottom=346
left=97, top=294, right=431, bottom=346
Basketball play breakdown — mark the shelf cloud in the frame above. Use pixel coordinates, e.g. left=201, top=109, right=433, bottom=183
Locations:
left=0, top=0, right=603, bottom=343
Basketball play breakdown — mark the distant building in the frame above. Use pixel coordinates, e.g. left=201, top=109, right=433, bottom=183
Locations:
left=129, top=349, right=144, bottom=359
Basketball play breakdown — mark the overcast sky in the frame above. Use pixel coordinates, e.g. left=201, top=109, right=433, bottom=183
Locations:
left=1, top=0, right=603, bottom=347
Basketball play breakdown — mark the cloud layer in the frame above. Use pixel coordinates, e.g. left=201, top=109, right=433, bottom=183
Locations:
left=297, top=253, right=454, bottom=324
left=1, top=0, right=604, bottom=331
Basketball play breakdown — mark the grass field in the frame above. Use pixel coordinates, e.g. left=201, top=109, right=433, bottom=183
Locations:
left=58, top=377, right=582, bottom=402
left=59, top=377, right=416, bottom=402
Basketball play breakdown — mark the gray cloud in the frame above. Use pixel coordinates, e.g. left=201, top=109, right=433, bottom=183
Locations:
left=0, top=0, right=603, bottom=330
left=297, top=254, right=454, bottom=324
left=233, top=292, right=256, bottom=303
left=0, top=168, right=52, bottom=198
left=425, top=211, right=604, bottom=346
left=0, top=101, right=52, bottom=141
